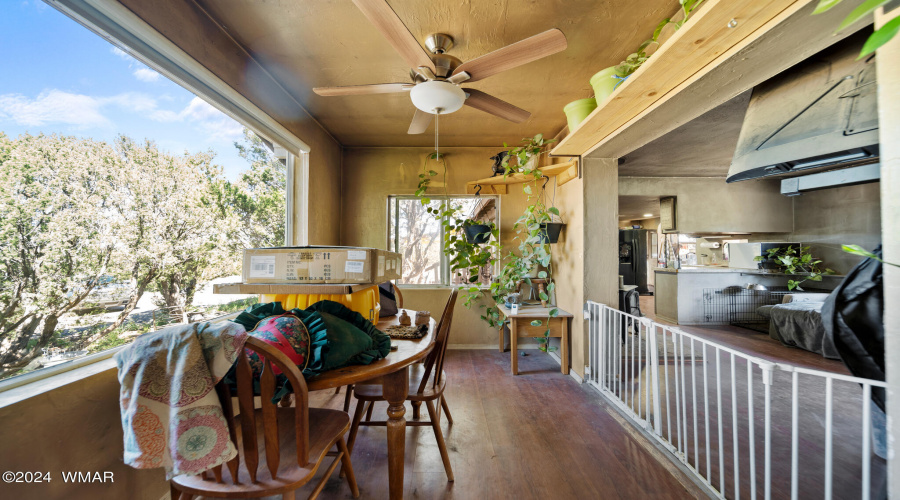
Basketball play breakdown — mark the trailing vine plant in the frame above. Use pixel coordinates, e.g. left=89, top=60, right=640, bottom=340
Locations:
left=616, top=0, right=706, bottom=77
left=415, top=153, right=502, bottom=308
left=481, top=134, right=562, bottom=353
left=414, top=135, right=563, bottom=353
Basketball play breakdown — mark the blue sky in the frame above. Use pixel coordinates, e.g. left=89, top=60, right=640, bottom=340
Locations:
left=0, top=1, right=249, bottom=179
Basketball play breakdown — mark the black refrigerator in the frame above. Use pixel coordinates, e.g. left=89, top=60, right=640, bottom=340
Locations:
left=619, top=229, right=654, bottom=294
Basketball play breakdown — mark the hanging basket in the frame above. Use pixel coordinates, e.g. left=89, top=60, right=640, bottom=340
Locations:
left=464, top=223, right=492, bottom=245
left=538, top=222, right=565, bottom=244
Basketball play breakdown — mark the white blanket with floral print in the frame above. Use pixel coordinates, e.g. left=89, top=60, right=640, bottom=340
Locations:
left=114, top=321, right=247, bottom=478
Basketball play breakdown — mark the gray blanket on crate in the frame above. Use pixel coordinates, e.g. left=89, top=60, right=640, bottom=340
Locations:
left=757, top=302, right=839, bottom=359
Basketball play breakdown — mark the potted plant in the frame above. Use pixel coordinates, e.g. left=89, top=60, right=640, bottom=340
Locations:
left=483, top=135, right=563, bottom=353
left=755, top=245, right=835, bottom=291
left=613, top=0, right=706, bottom=79
left=415, top=153, right=501, bottom=305
left=463, top=219, right=493, bottom=245
left=539, top=213, right=565, bottom=244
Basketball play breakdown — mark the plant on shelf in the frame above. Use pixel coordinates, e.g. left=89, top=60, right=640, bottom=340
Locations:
left=754, top=246, right=835, bottom=291
left=813, top=0, right=900, bottom=59
left=415, top=152, right=502, bottom=308
left=615, top=0, right=706, bottom=77
left=481, top=134, right=562, bottom=353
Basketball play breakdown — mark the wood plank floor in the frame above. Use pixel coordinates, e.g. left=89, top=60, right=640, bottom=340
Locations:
left=224, top=349, right=707, bottom=500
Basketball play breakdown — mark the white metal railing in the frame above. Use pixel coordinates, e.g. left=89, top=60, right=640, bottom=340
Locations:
left=584, top=301, right=887, bottom=500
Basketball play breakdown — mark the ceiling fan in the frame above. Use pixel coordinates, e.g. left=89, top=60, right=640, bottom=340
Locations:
left=312, top=0, right=568, bottom=134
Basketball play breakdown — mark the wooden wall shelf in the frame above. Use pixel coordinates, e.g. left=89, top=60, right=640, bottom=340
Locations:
left=465, top=160, right=578, bottom=194
left=550, top=0, right=804, bottom=157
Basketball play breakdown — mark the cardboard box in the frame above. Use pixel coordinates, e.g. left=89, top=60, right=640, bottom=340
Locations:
left=241, top=246, right=402, bottom=284
left=214, top=282, right=374, bottom=295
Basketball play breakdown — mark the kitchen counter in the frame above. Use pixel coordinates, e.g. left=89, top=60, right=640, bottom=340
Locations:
left=654, top=266, right=845, bottom=276
left=653, top=267, right=841, bottom=325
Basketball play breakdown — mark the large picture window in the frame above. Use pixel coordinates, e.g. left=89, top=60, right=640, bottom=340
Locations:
left=388, top=195, right=499, bottom=286
left=0, top=3, right=294, bottom=383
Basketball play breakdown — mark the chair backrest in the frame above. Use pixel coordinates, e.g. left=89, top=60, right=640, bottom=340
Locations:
left=393, top=282, right=404, bottom=308
left=211, top=337, right=310, bottom=484
left=417, top=289, right=458, bottom=393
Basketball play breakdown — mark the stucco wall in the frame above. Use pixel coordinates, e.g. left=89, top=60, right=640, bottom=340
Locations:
left=618, top=176, right=793, bottom=233
left=304, top=141, right=342, bottom=245
left=340, top=146, right=538, bottom=347
left=0, top=363, right=166, bottom=500
left=749, top=182, right=882, bottom=275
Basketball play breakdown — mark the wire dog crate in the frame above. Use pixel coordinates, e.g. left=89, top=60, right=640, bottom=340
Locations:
left=702, top=286, right=793, bottom=332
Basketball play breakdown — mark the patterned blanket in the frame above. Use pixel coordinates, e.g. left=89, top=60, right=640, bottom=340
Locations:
left=114, top=321, right=248, bottom=478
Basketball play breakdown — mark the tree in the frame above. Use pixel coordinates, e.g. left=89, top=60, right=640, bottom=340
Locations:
left=83, top=136, right=239, bottom=339
left=0, top=133, right=120, bottom=376
left=212, top=128, right=286, bottom=249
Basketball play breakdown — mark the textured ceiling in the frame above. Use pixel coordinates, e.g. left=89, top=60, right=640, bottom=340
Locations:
left=618, top=195, right=660, bottom=221
left=618, top=91, right=752, bottom=177
left=191, top=0, right=675, bottom=147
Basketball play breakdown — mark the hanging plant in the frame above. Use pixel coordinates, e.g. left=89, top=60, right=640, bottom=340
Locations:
left=481, top=134, right=562, bottom=353
left=415, top=152, right=502, bottom=308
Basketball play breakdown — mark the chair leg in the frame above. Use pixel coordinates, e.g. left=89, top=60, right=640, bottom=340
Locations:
left=411, top=400, right=422, bottom=420
left=283, top=490, right=295, bottom=500
left=308, top=446, right=347, bottom=500
left=425, top=399, right=455, bottom=482
left=364, top=400, right=375, bottom=422
left=440, top=394, right=454, bottom=426
left=347, top=397, right=367, bottom=455
left=338, top=437, right=360, bottom=498
left=169, top=483, right=181, bottom=500
left=334, top=386, right=341, bottom=395
left=343, top=384, right=354, bottom=413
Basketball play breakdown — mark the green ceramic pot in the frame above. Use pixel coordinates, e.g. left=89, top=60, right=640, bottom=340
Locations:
left=590, top=66, right=620, bottom=104
left=563, top=98, right=597, bottom=132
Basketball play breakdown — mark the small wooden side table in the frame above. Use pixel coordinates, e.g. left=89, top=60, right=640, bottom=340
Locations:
left=497, top=304, right=573, bottom=375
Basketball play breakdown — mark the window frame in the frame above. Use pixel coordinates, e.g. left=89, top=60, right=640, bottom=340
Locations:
left=0, top=0, right=311, bottom=395
left=386, top=194, right=501, bottom=288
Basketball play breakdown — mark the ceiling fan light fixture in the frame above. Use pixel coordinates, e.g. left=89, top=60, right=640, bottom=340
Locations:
left=409, top=80, right=465, bottom=114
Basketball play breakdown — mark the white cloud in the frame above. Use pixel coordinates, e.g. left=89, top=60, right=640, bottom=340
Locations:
left=133, top=68, right=161, bottom=83
left=0, top=90, right=161, bottom=128
left=0, top=90, right=243, bottom=142
left=110, top=46, right=132, bottom=61
left=0, top=90, right=111, bottom=128
left=150, top=97, right=243, bottom=142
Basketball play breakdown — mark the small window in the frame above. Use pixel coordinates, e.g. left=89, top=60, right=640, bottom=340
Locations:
left=387, top=195, right=499, bottom=286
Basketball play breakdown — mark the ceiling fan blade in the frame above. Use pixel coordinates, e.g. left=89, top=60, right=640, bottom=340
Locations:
left=464, top=89, right=531, bottom=123
left=352, top=0, right=435, bottom=72
left=408, top=109, right=433, bottom=134
left=313, top=83, right=412, bottom=96
left=452, top=28, right=567, bottom=83
left=447, top=71, right=470, bottom=85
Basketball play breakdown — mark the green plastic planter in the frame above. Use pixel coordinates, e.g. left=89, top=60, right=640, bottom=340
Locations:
left=563, top=98, right=597, bottom=132
left=590, top=66, right=620, bottom=104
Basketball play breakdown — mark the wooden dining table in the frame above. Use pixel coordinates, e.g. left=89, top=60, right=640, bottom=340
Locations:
left=305, top=309, right=436, bottom=500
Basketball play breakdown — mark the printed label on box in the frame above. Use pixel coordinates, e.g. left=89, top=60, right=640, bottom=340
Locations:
left=378, top=256, right=385, bottom=276
left=345, top=260, right=365, bottom=274
left=249, top=255, right=276, bottom=278
left=347, top=250, right=366, bottom=260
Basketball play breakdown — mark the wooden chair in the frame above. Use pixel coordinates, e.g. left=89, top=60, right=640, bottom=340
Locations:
left=170, top=337, right=360, bottom=500
left=337, top=282, right=404, bottom=413
left=346, top=289, right=458, bottom=481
